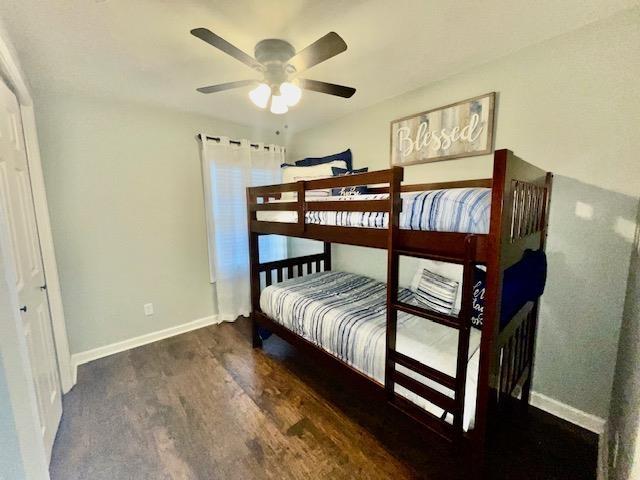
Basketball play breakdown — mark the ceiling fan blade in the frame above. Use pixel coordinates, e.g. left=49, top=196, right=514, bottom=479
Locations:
left=298, top=79, right=356, bottom=98
left=191, top=28, right=263, bottom=71
left=288, top=32, right=347, bottom=73
left=196, top=80, right=258, bottom=94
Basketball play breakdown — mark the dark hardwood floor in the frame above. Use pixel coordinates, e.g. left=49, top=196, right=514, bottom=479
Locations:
left=51, top=318, right=598, bottom=480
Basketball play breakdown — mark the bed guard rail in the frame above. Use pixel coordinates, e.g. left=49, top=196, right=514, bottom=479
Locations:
left=247, top=168, right=403, bottom=235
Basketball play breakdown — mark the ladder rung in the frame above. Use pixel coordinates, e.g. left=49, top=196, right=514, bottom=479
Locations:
left=389, top=395, right=455, bottom=440
left=393, top=371, right=457, bottom=413
left=392, top=301, right=461, bottom=329
left=391, top=350, right=456, bottom=390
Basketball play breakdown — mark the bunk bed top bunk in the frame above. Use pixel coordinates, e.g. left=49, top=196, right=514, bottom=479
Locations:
left=248, top=170, right=495, bottom=263
left=256, top=187, right=492, bottom=234
left=248, top=149, right=550, bottom=268
left=246, top=149, right=553, bottom=450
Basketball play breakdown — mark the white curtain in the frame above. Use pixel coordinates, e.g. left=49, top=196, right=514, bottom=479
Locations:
left=200, top=136, right=286, bottom=321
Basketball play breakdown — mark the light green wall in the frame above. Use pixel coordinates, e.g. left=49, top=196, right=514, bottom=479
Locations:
left=287, top=9, right=640, bottom=418
left=35, top=94, right=279, bottom=354
left=609, top=201, right=640, bottom=480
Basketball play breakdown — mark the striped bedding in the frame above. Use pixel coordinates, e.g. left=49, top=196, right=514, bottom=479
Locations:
left=257, top=187, right=491, bottom=234
left=260, top=271, right=481, bottom=431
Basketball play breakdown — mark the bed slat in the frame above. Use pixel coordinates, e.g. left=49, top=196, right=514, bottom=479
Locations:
left=509, top=180, right=548, bottom=242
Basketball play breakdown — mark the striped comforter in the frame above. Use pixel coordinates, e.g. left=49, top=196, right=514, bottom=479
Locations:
left=305, top=187, right=491, bottom=233
left=260, top=271, right=481, bottom=430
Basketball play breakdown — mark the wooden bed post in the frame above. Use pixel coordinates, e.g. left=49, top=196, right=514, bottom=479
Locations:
left=520, top=172, right=553, bottom=407
left=474, top=150, right=510, bottom=448
left=475, top=150, right=552, bottom=462
left=249, top=231, right=262, bottom=348
left=247, top=188, right=262, bottom=348
left=323, top=242, right=332, bottom=271
left=384, top=166, right=404, bottom=400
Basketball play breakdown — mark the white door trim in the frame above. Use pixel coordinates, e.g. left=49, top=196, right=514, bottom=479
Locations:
left=0, top=23, right=74, bottom=393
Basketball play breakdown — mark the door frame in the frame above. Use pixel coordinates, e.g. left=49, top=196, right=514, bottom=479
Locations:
left=0, top=23, right=74, bottom=393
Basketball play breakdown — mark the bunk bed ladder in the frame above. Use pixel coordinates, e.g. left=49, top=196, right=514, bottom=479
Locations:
left=385, top=227, right=478, bottom=438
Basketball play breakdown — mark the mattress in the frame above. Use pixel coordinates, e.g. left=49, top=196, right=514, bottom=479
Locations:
left=257, top=187, right=491, bottom=234
left=260, top=271, right=481, bottom=431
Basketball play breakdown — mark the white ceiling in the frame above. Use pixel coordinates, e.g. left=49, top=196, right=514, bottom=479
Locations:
left=0, top=0, right=635, bottom=133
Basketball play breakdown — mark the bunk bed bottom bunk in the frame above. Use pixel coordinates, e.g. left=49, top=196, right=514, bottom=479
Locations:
left=259, top=270, right=481, bottom=431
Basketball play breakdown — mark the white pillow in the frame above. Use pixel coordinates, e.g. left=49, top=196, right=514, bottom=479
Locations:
left=414, top=268, right=460, bottom=315
left=411, top=259, right=464, bottom=313
left=281, top=161, right=347, bottom=200
left=410, top=260, right=487, bottom=314
left=292, top=174, right=332, bottom=197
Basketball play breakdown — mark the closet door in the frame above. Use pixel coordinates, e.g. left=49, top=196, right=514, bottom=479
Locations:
left=0, top=78, right=62, bottom=460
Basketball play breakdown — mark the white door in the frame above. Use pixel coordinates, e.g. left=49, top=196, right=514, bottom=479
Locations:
left=0, top=78, right=62, bottom=460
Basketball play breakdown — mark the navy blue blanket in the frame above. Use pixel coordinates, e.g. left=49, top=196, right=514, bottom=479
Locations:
left=473, top=249, right=547, bottom=329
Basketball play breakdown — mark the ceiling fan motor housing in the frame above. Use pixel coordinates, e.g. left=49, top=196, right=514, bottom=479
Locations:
left=254, top=39, right=296, bottom=93
left=254, top=39, right=296, bottom=65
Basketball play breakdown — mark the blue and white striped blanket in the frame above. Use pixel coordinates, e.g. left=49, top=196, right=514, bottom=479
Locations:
left=305, top=187, right=491, bottom=233
left=260, top=271, right=481, bottom=430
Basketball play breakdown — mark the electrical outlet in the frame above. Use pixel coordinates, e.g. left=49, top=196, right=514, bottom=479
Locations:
left=144, top=303, right=154, bottom=316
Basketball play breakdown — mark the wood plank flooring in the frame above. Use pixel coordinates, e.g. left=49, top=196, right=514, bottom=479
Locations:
left=51, top=317, right=597, bottom=480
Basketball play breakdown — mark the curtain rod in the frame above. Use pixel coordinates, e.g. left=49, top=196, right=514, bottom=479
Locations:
left=198, top=134, right=282, bottom=151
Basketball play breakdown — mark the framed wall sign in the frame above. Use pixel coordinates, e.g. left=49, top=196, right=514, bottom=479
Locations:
left=390, top=92, right=496, bottom=166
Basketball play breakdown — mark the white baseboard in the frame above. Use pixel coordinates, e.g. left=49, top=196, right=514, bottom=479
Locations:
left=530, top=390, right=606, bottom=434
left=70, top=314, right=219, bottom=383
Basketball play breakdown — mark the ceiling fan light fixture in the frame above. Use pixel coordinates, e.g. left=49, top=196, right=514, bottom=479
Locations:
left=280, top=81, right=302, bottom=107
left=270, top=94, right=288, bottom=115
left=249, top=83, right=270, bottom=109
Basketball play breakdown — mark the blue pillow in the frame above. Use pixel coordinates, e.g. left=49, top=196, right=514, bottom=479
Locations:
left=331, top=167, right=368, bottom=196
left=471, top=249, right=548, bottom=330
left=332, top=166, right=366, bottom=175
left=292, top=149, right=353, bottom=171
left=501, top=249, right=547, bottom=323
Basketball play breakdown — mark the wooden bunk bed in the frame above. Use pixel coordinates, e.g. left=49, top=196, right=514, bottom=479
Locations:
left=246, top=149, right=553, bottom=453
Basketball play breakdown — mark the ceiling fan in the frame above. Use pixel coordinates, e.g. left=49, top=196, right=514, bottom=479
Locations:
left=191, top=28, right=356, bottom=114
